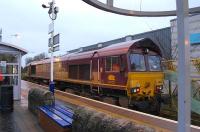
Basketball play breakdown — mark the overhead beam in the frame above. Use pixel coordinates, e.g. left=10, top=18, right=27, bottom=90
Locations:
left=107, top=0, right=113, bottom=7
left=82, top=0, right=200, bottom=17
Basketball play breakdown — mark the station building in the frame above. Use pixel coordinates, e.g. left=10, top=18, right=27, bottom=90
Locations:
left=171, top=14, right=200, bottom=59
left=0, top=42, right=27, bottom=100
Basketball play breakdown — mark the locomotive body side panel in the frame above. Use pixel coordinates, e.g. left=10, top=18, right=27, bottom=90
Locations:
left=101, top=54, right=128, bottom=88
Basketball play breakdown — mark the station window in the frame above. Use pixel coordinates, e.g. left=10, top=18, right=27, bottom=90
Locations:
left=0, top=64, right=18, bottom=74
left=1, top=76, right=18, bottom=85
left=0, top=54, right=18, bottom=63
left=105, top=56, right=120, bottom=72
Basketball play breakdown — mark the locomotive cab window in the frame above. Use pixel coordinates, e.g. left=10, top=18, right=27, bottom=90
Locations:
left=148, top=55, right=161, bottom=71
left=105, top=56, right=120, bottom=72
left=130, top=54, right=146, bottom=71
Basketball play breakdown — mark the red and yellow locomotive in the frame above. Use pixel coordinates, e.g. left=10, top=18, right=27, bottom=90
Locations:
left=26, top=38, right=164, bottom=114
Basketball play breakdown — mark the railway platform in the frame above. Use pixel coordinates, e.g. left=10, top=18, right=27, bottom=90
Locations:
left=0, top=84, right=43, bottom=132
left=21, top=80, right=200, bottom=132
left=0, top=80, right=74, bottom=132
left=2, top=80, right=200, bottom=132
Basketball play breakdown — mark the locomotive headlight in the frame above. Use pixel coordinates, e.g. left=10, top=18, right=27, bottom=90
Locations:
left=157, top=86, right=163, bottom=90
left=131, top=87, right=140, bottom=94
left=130, top=81, right=140, bottom=94
left=155, top=85, right=163, bottom=92
left=136, top=88, right=140, bottom=92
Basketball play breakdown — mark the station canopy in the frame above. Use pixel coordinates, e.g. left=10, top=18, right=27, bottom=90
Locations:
left=0, top=42, right=27, bottom=55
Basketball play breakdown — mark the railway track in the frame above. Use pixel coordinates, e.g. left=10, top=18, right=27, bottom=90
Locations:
left=160, top=107, right=200, bottom=126
left=23, top=80, right=200, bottom=132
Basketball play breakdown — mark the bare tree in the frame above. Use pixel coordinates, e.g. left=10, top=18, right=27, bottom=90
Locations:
left=33, top=52, right=48, bottom=61
left=25, top=57, right=33, bottom=65
left=25, top=52, right=48, bottom=65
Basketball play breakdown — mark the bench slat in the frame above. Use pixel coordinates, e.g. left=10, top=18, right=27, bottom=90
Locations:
left=54, top=105, right=73, bottom=118
left=39, top=107, right=70, bottom=128
left=55, top=104, right=73, bottom=114
left=45, top=106, right=73, bottom=124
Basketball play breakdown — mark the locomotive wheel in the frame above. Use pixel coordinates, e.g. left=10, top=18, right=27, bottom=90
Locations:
left=65, top=88, right=75, bottom=94
left=149, top=95, right=162, bottom=115
left=91, top=95, right=103, bottom=101
left=103, top=97, right=116, bottom=105
left=119, top=97, right=129, bottom=108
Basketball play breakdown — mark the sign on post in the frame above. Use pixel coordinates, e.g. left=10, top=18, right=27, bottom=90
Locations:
left=53, top=45, right=60, bottom=52
left=53, top=34, right=59, bottom=45
left=48, top=23, right=54, bottom=34
left=190, top=33, right=200, bottom=45
left=48, top=33, right=60, bottom=47
left=48, top=45, right=60, bottom=53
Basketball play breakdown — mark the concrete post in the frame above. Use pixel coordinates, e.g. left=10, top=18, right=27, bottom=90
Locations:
left=176, top=0, right=191, bottom=132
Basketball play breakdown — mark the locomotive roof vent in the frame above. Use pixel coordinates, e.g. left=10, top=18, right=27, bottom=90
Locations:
left=125, top=36, right=132, bottom=42
left=79, top=47, right=83, bottom=52
left=97, top=43, right=103, bottom=48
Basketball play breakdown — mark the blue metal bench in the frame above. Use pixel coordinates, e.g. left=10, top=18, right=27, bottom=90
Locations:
left=38, top=104, right=73, bottom=132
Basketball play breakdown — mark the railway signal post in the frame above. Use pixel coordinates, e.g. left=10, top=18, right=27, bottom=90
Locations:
left=42, top=0, right=59, bottom=94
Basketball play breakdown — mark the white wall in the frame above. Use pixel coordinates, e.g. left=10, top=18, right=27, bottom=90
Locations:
left=171, top=14, right=200, bottom=60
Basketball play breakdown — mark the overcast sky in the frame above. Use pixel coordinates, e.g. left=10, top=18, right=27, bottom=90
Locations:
left=0, top=0, right=200, bottom=63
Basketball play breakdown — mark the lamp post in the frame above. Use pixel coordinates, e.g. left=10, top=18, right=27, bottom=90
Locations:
left=42, top=0, right=59, bottom=94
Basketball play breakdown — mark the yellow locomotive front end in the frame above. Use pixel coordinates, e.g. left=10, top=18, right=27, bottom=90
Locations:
left=127, top=72, right=163, bottom=98
left=126, top=50, right=164, bottom=114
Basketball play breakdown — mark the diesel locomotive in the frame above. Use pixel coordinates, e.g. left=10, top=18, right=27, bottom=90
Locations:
left=25, top=38, right=164, bottom=114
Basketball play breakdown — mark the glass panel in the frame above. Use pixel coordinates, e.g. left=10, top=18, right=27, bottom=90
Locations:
left=7, top=65, right=18, bottom=74
left=0, top=65, right=18, bottom=74
left=0, top=62, right=6, bottom=74
left=1, top=76, right=18, bottom=85
left=148, top=55, right=161, bottom=71
left=130, top=54, right=146, bottom=71
left=0, top=53, right=18, bottom=63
